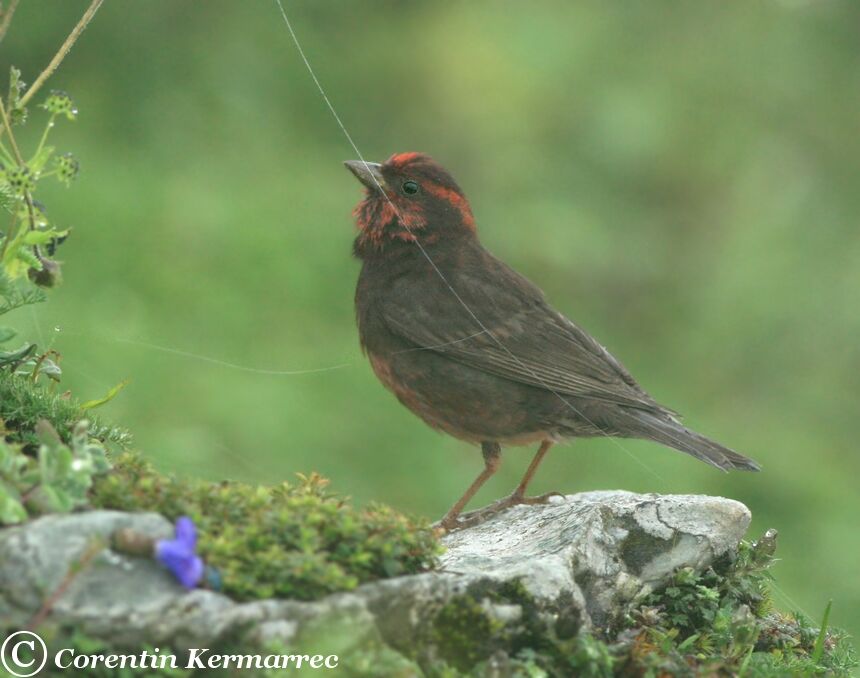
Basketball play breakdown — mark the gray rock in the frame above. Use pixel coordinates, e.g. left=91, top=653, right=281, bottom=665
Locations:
left=0, top=492, right=750, bottom=660
left=440, top=490, right=750, bottom=627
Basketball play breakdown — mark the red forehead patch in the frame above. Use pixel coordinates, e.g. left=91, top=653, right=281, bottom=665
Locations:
left=387, top=152, right=426, bottom=168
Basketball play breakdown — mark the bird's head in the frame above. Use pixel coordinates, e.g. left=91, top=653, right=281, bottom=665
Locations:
left=345, top=152, right=475, bottom=256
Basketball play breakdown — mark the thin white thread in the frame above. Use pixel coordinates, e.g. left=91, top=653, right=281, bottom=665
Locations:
left=393, top=329, right=489, bottom=354
left=28, top=305, right=46, bottom=347
left=53, top=326, right=493, bottom=377
left=56, top=329, right=352, bottom=376
left=110, top=337, right=352, bottom=375
left=769, top=578, right=814, bottom=621
left=273, top=0, right=668, bottom=482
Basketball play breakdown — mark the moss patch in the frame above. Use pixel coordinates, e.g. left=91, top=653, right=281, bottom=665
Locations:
left=0, top=371, right=131, bottom=449
left=90, top=451, right=441, bottom=601
left=419, top=536, right=857, bottom=677
left=1, top=371, right=855, bottom=676
left=431, top=594, right=505, bottom=671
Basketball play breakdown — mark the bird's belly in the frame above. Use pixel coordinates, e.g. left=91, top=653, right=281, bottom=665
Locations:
left=366, top=348, right=555, bottom=445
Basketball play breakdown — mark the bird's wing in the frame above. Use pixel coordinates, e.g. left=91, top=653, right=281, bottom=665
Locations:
left=381, top=251, right=665, bottom=412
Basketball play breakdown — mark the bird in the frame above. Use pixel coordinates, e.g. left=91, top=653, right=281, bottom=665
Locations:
left=345, top=152, right=760, bottom=531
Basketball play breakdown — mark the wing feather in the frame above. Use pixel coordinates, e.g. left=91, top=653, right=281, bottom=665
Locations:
left=381, top=250, right=666, bottom=413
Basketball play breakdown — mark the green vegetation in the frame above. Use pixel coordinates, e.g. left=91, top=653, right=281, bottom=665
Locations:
left=0, top=80, right=76, bottom=285
left=0, top=417, right=108, bottom=523
left=421, top=539, right=856, bottom=677
left=0, top=370, right=130, bottom=448
left=0, top=0, right=857, bottom=667
left=0, top=366, right=853, bottom=675
left=0, top=63, right=82, bottom=371
left=36, top=632, right=188, bottom=678
left=1, top=368, right=440, bottom=598
left=91, top=450, right=441, bottom=600
left=0, top=370, right=128, bottom=525
left=5, top=1, right=856, bottom=643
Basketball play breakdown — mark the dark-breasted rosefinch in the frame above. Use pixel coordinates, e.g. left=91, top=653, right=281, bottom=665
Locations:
left=346, top=153, right=759, bottom=530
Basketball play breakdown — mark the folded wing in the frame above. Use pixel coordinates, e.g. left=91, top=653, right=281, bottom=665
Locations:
left=381, top=251, right=668, bottom=415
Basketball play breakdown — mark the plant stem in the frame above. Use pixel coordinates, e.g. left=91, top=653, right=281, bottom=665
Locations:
left=0, top=96, right=24, bottom=165
left=33, top=113, right=57, bottom=161
left=0, top=138, right=15, bottom=165
left=0, top=96, right=39, bottom=262
left=0, top=96, right=24, bottom=260
left=0, top=0, right=20, bottom=44
left=0, top=210, right=18, bottom=259
left=20, top=0, right=104, bottom=108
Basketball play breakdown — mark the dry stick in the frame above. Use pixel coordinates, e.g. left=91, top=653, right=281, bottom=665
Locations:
left=0, top=0, right=21, bottom=44
left=27, top=541, right=104, bottom=630
left=19, top=0, right=104, bottom=107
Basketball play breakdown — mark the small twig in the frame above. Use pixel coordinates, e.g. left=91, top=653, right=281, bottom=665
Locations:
left=0, top=95, right=31, bottom=259
left=20, top=0, right=104, bottom=108
left=0, top=0, right=20, bottom=44
left=27, top=540, right=104, bottom=630
left=0, top=209, right=17, bottom=259
left=0, top=97, right=38, bottom=257
left=30, top=349, right=58, bottom=383
left=34, top=112, right=57, bottom=159
left=0, top=95, right=24, bottom=164
left=19, top=481, right=40, bottom=505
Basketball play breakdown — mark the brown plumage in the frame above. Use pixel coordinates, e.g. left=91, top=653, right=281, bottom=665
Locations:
left=346, top=152, right=759, bottom=530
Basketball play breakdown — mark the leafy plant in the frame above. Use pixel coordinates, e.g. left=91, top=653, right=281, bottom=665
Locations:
left=0, top=418, right=109, bottom=525
left=0, top=0, right=105, bottom=387
left=617, top=532, right=857, bottom=677
left=0, top=369, right=131, bottom=449
left=417, top=533, right=856, bottom=677
left=0, top=75, right=76, bottom=288
left=91, top=452, right=442, bottom=601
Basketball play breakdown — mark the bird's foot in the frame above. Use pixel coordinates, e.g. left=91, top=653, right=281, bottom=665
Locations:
left=434, top=490, right=565, bottom=533
left=512, top=491, right=565, bottom=506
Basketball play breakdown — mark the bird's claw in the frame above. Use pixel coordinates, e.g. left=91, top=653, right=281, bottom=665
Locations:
left=514, top=490, right=565, bottom=505
left=435, top=490, right=566, bottom=532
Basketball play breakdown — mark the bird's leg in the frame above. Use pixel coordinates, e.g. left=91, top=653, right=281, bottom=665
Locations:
left=509, top=439, right=559, bottom=503
left=451, top=440, right=563, bottom=530
left=437, top=442, right=501, bottom=531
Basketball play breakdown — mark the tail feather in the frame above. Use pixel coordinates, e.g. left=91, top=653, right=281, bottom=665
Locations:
left=625, top=411, right=761, bottom=472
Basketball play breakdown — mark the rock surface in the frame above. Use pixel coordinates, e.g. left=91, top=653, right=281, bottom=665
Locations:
left=442, top=490, right=751, bottom=626
left=0, top=491, right=750, bottom=665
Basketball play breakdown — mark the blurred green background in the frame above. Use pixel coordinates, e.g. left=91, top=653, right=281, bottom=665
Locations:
left=5, top=0, right=859, bottom=642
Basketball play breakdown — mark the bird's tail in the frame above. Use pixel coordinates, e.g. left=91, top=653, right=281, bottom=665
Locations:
left=624, top=410, right=761, bottom=472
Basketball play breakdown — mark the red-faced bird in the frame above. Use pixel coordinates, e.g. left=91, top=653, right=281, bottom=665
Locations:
left=346, top=153, right=759, bottom=530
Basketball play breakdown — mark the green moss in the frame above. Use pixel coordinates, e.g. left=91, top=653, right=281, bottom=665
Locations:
left=2, top=372, right=854, bottom=675
left=614, top=535, right=858, bottom=676
left=36, top=629, right=190, bottom=678
left=0, top=371, right=131, bottom=449
left=91, top=451, right=441, bottom=601
left=1, top=370, right=440, bottom=602
left=426, top=581, right=607, bottom=677
left=418, top=535, right=856, bottom=677
left=431, top=594, right=506, bottom=671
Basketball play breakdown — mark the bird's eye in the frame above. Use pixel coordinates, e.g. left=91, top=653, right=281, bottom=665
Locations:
left=402, top=180, right=420, bottom=196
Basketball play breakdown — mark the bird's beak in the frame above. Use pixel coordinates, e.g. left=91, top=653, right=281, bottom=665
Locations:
left=344, top=160, right=385, bottom=191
